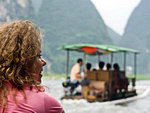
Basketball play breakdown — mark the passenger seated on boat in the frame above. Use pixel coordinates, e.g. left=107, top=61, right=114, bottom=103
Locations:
left=106, top=63, right=111, bottom=70
left=113, top=63, right=122, bottom=92
left=113, top=63, right=123, bottom=80
left=86, top=62, right=92, bottom=71
left=98, top=61, right=105, bottom=70
left=113, top=63, right=128, bottom=92
left=113, top=63, right=120, bottom=71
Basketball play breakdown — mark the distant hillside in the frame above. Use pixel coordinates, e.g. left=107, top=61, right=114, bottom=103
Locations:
left=0, top=0, right=31, bottom=22
left=120, top=0, right=150, bottom=74
left=28, top=0, right=113, bottom=73
left=0, top=0, right=114, bottom=74
left=107, top=27, right=121, bottom=45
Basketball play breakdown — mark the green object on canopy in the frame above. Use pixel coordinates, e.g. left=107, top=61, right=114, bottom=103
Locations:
left=60, top=44, right=140, bottom=55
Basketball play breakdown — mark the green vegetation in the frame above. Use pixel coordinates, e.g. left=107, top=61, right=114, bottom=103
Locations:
left=128, top=75, right=150, bottom=81
left=42, top=74, right=66, bottom=80
left=43, top=74, right=150, bottom=80
left=2, top=0, right=149, bottom=75
left=25, top=0, right=113, bottom=74
left=24, top=0, right=149, bottom=75
left=136, top=75, right=150, bottom=80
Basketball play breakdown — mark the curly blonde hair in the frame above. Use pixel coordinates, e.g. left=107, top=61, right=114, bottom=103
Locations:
left=0, top=20, right=42, bottom=107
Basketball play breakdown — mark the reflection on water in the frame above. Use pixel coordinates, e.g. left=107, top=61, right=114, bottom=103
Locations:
left=42, top=80, right=150, bottom=113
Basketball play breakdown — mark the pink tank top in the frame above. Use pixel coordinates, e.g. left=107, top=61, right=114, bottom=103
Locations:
left=0, top=84, right=64, bottom=113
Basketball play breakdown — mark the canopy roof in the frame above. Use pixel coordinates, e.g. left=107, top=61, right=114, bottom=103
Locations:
left=60, top=44, right=139, bottom=55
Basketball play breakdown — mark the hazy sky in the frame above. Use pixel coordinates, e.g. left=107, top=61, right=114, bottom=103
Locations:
left=91, top=0, right=141, bottom=35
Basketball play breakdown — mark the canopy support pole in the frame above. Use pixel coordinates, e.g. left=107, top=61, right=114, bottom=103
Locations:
left=134, top=53, right=137, bottom=80
left=83, top=53, right=87, bottom=71
left=131, top=53, right=137, bottom=87
left=109, top=53, right=113, bottom=99
left=66, top=50, right=70, bottom=79
left=124, top=52, right=126, bottom=71
left=110, top=53, right=113, bottom=66
left=98, top=54, right=100, bottom=62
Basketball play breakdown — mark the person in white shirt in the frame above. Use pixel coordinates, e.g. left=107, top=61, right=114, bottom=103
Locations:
left=70, top=58, right=83, bottom=81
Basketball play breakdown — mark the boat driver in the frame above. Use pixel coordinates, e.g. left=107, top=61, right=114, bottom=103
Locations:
left=70, top=58, right=84, bottom=81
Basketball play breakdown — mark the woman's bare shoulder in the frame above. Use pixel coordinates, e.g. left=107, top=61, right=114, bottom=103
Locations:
left=43, top=92, right=64, bottom=113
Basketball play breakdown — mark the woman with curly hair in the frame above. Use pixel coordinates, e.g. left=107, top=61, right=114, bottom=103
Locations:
left=0, top=20, right=64, bottom=113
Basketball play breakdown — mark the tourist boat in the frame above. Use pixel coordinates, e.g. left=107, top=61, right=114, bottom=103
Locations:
left=60, top=44, right=140, bottom=102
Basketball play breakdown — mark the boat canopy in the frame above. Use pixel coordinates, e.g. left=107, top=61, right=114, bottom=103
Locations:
left=60, top=44, right=139, bottom=55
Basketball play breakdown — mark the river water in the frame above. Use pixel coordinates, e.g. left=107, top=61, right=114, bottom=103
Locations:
left=42, top=79, right=150, bottom=113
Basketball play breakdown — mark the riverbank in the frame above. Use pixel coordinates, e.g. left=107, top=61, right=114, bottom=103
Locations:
left=43, top=74, right=65, bottom=80
left=43, top=74, right=150, bottom=80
